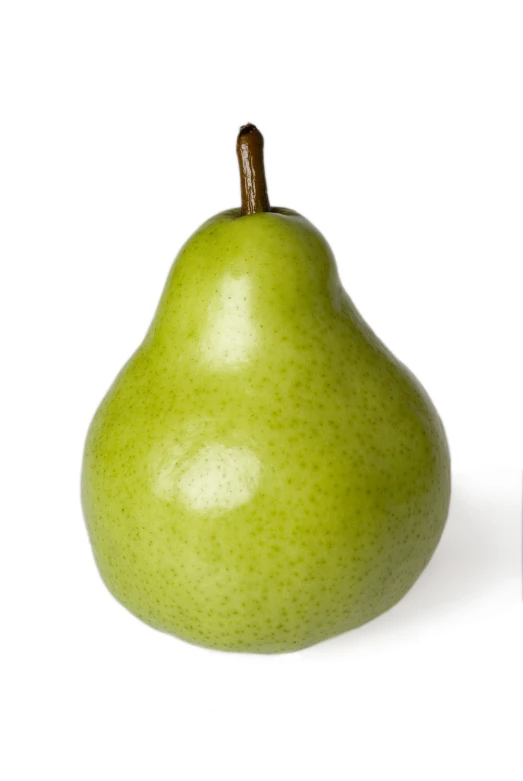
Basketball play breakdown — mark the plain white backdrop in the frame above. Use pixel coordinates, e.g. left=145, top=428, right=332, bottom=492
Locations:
left=1, top=2, right=522, bottom=779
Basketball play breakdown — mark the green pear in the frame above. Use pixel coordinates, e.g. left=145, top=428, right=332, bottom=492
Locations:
left=82, top=124, right=450, bottom=653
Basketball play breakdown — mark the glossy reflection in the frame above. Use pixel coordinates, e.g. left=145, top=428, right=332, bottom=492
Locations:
left=154, top=441, right=260, bottom=513
left=200, top=275, right=257, bottom=368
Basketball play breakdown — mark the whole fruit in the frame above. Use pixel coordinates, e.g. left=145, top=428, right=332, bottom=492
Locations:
left=82, top=124, right=451, bottom=652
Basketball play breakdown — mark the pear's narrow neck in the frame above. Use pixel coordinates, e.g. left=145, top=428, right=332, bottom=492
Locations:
left=236, top=124, right=270, bottom=216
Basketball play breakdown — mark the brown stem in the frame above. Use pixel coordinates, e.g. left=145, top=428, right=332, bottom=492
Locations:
left=236, top=124, right=270, bottom=216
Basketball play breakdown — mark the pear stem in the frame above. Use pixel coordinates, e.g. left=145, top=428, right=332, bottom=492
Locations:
left=236, top=124, right=270, bottom=216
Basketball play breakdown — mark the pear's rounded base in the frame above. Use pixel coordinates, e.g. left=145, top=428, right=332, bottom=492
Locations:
left=96, top=547, right=440, bottom=655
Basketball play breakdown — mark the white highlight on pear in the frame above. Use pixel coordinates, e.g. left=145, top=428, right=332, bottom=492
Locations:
left=200, top=275, right=257, bottom=367
left=154, top=441, right=260, bottom=513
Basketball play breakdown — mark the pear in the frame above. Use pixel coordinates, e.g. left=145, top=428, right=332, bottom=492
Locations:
left=82, top=124, right=451, bottom=653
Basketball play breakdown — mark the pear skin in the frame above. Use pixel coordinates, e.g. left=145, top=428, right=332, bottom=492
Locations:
left=82, top=126, right=450, bottom=653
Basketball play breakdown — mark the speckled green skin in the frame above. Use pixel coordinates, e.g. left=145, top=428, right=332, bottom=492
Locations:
left=82, top=208, right=451, bottom=653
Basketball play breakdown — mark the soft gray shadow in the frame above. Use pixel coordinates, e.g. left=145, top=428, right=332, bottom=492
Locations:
left=306, top=474, right=520, bottom=653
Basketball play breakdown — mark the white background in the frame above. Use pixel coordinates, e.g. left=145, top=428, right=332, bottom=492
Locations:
left=1, top=2, right=522, bottom=779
